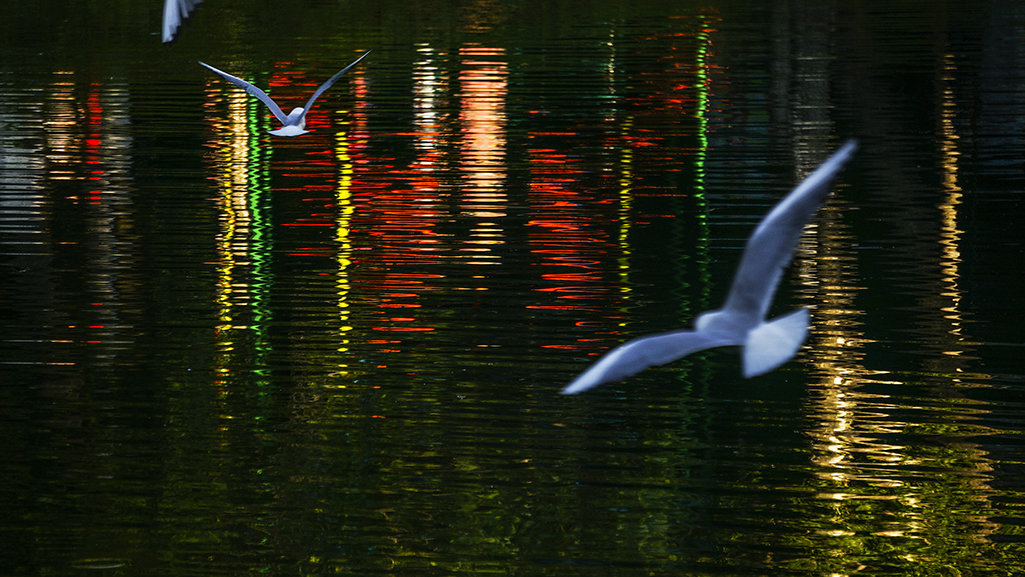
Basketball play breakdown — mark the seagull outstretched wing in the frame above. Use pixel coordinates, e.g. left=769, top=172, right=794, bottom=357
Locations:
left=302, top=51, right=372, bottom=114
left=198, top=62, right=289, bottom=125
left=721, top=140, right=859, bottom=322
left=562, top=330, right=740, bottom=395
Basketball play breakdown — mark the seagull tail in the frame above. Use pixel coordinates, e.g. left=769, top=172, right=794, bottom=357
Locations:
left=742, top=308, right=809, bottom=377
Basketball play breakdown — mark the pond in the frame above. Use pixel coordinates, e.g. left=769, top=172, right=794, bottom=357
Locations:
left=1, top=0, right=1024, bottom=575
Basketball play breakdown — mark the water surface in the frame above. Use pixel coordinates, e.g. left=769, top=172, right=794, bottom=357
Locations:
left=1, top=1, right=1023, bottom=575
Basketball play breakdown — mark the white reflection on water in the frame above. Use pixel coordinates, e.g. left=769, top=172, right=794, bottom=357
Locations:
left=0, top=80, right=46, bottom=257
left=412, top=43, right=447, bottom=156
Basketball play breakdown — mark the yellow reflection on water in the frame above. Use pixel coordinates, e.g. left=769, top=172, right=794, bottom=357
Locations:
left=332, top=91, right=361, bottom=378
left=937, top=52, right=965, bottom=349
left=794, top=53, right=998, bottom=564
left=616, top=117, right=634, bottom=293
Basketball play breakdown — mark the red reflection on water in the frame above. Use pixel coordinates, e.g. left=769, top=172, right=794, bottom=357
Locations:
left=525, top=146, right=617, bottom=317
left=330, top=45, right=510, bottom=339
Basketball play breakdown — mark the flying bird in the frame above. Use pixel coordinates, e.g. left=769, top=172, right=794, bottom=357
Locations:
left=162, top=0, right=202, bottom=43
left=562, top=140, right=858, bottom=395
left=199, top=51, right=371, bottom=137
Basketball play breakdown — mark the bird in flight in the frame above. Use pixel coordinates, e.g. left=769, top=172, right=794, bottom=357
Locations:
left=199, top=51, right=371, bottom=136
left=162, top=0, right=202, bottom=43
left=563, top=140, right=858, bottom=394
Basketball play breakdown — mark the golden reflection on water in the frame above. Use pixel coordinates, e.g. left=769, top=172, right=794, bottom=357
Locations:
left=938, top=52, right=965, bottom=351
left=457, top=46, right=507, bottom=265
left=794, top=52, right=999, bottom=566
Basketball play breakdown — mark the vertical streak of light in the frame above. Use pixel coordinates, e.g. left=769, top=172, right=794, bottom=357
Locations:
left=213, top=92, right=251, bottom=337
left=246, top=96, right=274, bottom=375
left=410, top=43, right=447, bottom=204
left=413, top=43, right=444, bottom=155
left=938, top=53, right=964, bottom=347
left=458, top=46, right=507, bottom=266
left=693, top=22, right=710, bottom=194
left=209, top=74, right=273, bottom=387
left=82, top=81, right=137, bottom=363
left=0, top=83, right=46, bottom=277
left=692, top=16, right=715, bottom=307
left=333, top=123, right=354, bottom=377
left=331, top=63, right=370, bottom=378
left=607, top=31, right=634, bottom=301
left=616, top=118, right=633, bottom=295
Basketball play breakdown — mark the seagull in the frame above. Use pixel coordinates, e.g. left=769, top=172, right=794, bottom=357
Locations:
left=162, top=0, right=202, bottom=43
left=562, top=140, right=858, bottom=395
left=199, top=51, right=371, bottom=137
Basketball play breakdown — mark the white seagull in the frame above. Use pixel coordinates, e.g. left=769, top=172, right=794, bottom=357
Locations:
left=199, top=51, right=371, bottom=137
left=562, top=140, right=858, bottom=395
left=162, top=0, right=202, bottom=43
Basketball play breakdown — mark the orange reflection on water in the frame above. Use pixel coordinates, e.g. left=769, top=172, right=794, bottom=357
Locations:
left=457, top=46, right=508, bottom=267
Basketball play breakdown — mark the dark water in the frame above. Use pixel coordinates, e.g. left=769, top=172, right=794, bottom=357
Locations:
left=2, top=0, right=1024, bottom=575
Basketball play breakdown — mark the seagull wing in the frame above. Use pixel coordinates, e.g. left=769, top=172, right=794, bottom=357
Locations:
left=562, top=329, right=740, bottom=394
left=721, top=140, right=858, bottom=321
left=199, top=62, right=289, bottom=125
left=163, top=0, right=202, bottom=43
left=301, top=51, right=372, bottom=114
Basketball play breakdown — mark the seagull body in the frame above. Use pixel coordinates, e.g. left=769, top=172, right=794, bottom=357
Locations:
left=199, top=51, right=371, bottom=137
left=562, top=140, right=858, bottom=395
left=162, top=0, right=202, bottom=43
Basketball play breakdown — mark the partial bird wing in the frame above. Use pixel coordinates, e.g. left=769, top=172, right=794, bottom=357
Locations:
left=562, top=329, right=740, bottom=394
left=301, top=51, right=372, bottom=114
left=162, top=0, right=202, bottom=43
left=199, top=62, right=289, bottom=125
left=721, top=140, right=858, bottom=321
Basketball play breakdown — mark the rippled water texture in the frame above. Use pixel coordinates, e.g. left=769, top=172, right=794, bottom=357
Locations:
left=1, top=1, right=1024, bottom=575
